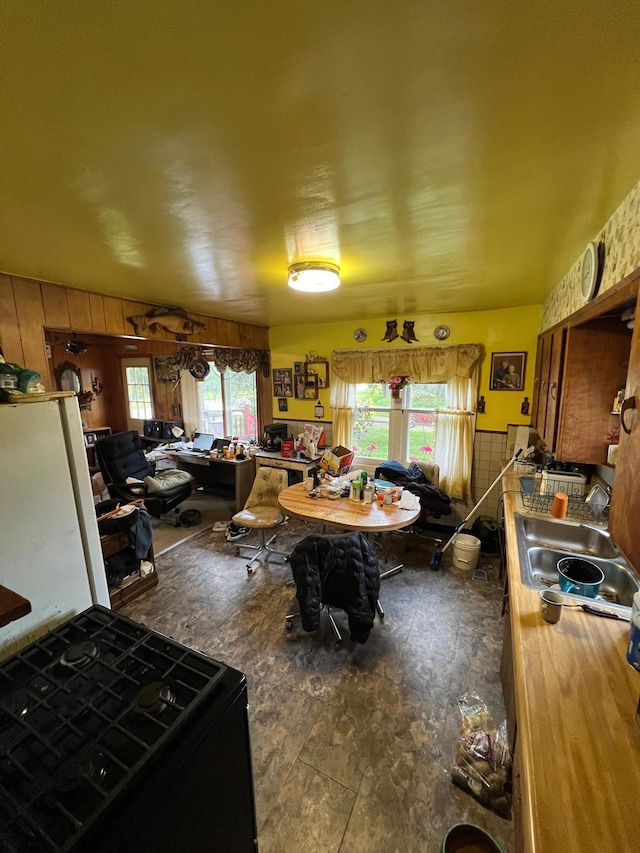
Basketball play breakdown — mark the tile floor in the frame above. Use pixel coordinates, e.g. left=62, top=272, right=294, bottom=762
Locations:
left=122, top=511, right=514, bottom=853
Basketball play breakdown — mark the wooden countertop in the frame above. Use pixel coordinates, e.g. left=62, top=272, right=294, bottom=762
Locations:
left=503, top=472, right=640, bottom=853
left=0, top=585, right=31, bottom=627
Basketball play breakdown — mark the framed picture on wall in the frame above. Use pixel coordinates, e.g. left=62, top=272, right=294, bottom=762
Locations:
left=490, top=351, right=527, bottom=391
left=273, top=368, right=293, bottom=398
left=278, top=398, right=288, bottom=412
left=293, top=361, right=303, bottom=374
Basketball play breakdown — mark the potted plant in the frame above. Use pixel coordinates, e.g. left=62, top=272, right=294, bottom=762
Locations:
left=388, top=375, right=411, bottom=399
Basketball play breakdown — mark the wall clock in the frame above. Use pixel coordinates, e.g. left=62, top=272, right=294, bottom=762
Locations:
left=354, top=327, right=367, bottom=342
left=581, top=242, right=599, bottom=302
left=434, top=324, right=450, bottom=341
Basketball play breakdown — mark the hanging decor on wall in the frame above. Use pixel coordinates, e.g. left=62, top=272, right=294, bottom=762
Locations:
left=91, top=375, right=103, bottom=397
left=490, top=352, right=527, bottom=391
left=153, top=356, right=181, bottom=384
left=127, top=306, right=206, bottom=341
left=401, top=321, right=419, bottom=343
left=381, top=319, right=399, bottom=342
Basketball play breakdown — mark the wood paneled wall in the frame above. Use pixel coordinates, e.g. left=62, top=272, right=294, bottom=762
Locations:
left=0, top=273, right=273, bottom=433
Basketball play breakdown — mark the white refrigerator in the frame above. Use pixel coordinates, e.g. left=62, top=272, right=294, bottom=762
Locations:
left=0, top=392, right=110, bottom=659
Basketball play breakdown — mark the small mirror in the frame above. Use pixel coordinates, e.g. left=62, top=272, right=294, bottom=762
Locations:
left=55, top=361, right=81, bottom=393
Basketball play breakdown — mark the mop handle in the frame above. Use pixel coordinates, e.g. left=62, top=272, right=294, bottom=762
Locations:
left=440, top=449, right=523, bottom=556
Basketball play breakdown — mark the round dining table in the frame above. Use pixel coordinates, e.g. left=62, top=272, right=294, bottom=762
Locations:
left=277, top=482, right=420, bottom=532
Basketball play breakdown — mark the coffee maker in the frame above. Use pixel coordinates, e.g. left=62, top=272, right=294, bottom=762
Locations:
left=262, top=423, right=288, bottom=452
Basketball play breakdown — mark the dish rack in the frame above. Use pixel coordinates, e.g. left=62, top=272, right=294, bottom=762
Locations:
left=520, top=480, right=606, bottom=522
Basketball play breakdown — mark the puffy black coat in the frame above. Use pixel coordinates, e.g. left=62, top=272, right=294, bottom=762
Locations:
left=289, top=531, right=380, bottom=644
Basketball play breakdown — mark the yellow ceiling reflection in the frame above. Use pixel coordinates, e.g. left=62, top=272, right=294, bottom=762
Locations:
left=1, top=2, right=640, bottom=327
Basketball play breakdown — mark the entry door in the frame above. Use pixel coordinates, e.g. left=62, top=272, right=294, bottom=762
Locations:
left=120, top=357, right=155, bottom=434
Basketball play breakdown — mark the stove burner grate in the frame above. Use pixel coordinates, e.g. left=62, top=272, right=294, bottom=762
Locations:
left=59, top=641, right=99, bottom=670
left=0, top=605, right=228, bottom=853
left=134, top=681, right=176, bottom=715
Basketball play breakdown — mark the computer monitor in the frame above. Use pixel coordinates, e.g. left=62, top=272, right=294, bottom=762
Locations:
left=263, top=423, right=288, bottom=451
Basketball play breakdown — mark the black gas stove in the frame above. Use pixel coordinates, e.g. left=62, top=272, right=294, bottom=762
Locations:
left=0, top=606, right=257, bottom=852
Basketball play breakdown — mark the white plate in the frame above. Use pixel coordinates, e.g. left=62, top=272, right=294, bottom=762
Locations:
left=581, top=242, right=599, bottom=302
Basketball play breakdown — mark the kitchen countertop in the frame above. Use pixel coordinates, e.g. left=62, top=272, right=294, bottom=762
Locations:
left=0, top=585, right=31, bottom=628
left=502, top=472, right=640, bottom=852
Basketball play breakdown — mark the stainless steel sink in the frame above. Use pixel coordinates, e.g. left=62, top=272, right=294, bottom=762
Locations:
left=514, top=513, right=639, bottom=612
left=517, top=514, right=619, bottom=559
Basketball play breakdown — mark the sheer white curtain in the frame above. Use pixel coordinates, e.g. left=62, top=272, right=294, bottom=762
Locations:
left=330, top=344, right=481, bottom=497
left=329, top=376, right=355, bottom=448
left=435, top=368, right=479, bottom=500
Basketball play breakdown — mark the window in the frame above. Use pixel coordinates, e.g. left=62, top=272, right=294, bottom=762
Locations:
left=197, top=364, right=257, bottom=440
left=353, top=382, right=446, bottom=466
left=125, top=365, right=153, bottom=420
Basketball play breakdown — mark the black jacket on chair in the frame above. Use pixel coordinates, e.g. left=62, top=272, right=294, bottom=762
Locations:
left=289, top=531, right=380, bottom=644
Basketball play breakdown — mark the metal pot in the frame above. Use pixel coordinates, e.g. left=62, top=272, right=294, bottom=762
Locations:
left=557, top=557, right=604, bottom=599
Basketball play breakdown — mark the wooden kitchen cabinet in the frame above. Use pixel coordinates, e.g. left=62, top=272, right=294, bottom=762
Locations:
left=609, top=287, right=640, bottom=572
left=531, top=325, right=566, bottom=449
left=533, top=272, right=639, bottom=464
left=554, top=315, right=631, bottom=463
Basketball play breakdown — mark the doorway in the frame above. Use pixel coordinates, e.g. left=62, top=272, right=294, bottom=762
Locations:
left=120, top=357, right=155, bottom=433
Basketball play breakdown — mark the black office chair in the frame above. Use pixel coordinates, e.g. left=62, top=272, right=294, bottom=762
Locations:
left=95, top=430, right=193, bottom=526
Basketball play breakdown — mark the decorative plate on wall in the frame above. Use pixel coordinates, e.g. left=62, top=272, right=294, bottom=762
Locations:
left=434, top=324, right=450, bottom=341
left=580, top=242, right=599, bottom=302
left=354, top=327, right=367, bottom=342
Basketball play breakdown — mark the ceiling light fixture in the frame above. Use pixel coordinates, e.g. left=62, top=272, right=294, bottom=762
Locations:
left=287, top=261, right=340, bottom=293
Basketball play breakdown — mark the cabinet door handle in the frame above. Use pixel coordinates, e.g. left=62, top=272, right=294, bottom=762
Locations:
left=541, top=379, right=547, bottom=393
left=621, top=395, right=636, bottom=434
left=549, top=382, right=557, bottom=400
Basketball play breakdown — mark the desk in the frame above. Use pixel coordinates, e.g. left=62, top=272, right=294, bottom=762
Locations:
left=255, top=451, right=321, bottom=483
left=278, top=483, right=420, bottom=532
left=172, top=452, right=255, bottom=510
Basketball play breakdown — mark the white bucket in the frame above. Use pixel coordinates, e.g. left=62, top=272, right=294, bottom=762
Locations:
left=452, top=534, right=481, bottom=571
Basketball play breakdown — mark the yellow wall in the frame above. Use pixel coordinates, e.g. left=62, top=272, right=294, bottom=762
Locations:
left=269, top=305, right=542, bottom=433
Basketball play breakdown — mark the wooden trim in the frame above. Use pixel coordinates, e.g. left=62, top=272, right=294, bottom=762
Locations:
left=568, top=266, right=640, bottom=327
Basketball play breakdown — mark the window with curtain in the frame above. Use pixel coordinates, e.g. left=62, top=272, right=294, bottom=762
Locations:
left=197, top=364, right=257, bottom=440
left=330, top=344, right=482, bottom=499
left=353, top=382, right=447, bottom=465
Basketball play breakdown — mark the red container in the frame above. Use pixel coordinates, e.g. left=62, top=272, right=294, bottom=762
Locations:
left=280, top=438, right=294, bottom=458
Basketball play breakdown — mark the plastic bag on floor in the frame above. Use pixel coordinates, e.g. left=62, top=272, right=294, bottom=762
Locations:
left=451, top=692, right=512, bottom=818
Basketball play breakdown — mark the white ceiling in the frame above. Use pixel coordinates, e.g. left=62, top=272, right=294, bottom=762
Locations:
left=1, top=2, right=639, bottom=327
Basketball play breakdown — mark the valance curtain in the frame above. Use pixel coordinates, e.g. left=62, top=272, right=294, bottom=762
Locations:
left=208, top=348, right=267, bottom=374
left=330, top=344, right=482, bottom=500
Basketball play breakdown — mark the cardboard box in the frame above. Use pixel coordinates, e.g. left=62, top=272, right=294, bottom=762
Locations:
left=319, top=445, right=354, bottom=476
